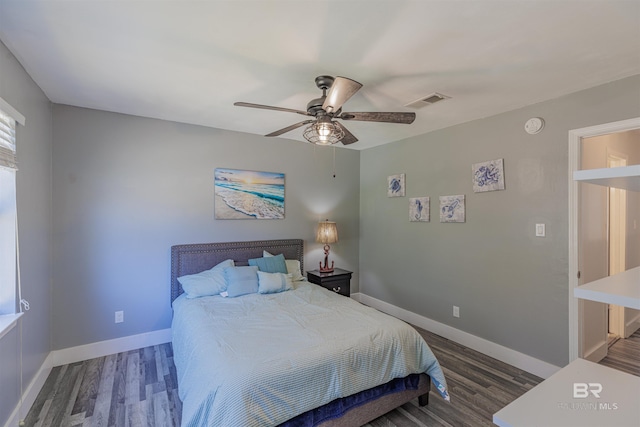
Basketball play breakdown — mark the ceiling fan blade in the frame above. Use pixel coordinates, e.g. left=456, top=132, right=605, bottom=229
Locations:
left=334, top=122, right=358, bottom=145
left=265, top=120, right=314, bottom=137
left=338, top=111, right=416, bottom=124
left=322, top=77, right=363, bottom=113
left=234, top=102, right=310, bottom=116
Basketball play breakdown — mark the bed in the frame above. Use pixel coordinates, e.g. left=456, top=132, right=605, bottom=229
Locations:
left=171, top=239, right=449, bottom=427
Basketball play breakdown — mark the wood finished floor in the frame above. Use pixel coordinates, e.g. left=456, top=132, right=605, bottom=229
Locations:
left=599, top=328, right=640, bottom=376
left=24, top=327, right=639, bottom=427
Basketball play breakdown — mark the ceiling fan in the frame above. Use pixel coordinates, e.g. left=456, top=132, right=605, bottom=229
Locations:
left=234, top=75, right=416, bottom=146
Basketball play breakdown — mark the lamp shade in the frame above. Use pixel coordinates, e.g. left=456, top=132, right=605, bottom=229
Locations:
left=316, top=220, right=338, bottom=244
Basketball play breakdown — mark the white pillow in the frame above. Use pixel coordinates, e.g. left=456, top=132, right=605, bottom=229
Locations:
left=263, top=250, right=304, bottom=281
left=177, top=259, right=234, bottom=298
left=257, top=271, right=293, bottom=294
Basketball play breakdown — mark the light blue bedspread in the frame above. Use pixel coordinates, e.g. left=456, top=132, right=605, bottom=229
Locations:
left=172, top=282, right=449, bottom=427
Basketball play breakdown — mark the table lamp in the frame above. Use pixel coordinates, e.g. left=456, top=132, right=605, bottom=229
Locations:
left=316, top=220, right=338, bottom=273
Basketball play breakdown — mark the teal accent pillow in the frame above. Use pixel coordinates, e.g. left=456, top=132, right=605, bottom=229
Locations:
left=223, top=266, right=259, bottom=297
left=248, top=253, right=288, bottom=274
left=263, top=251, right=304, bottom=281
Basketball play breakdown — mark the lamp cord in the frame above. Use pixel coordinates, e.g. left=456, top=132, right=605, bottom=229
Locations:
left=16, top=216, right=29, bottom=426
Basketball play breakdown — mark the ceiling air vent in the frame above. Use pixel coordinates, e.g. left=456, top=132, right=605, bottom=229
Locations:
left=404, top=92, right=450, bottom=109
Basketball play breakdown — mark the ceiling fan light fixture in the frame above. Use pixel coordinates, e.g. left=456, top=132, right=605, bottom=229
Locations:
left=303, top=118, right=344, bottom=145
left=235, top=75, right=413, bottom=146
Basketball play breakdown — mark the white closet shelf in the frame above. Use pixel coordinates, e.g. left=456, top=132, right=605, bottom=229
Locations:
left=574, top=266, right=640, bottom=309
left=573, top=164, right=640, bottom=191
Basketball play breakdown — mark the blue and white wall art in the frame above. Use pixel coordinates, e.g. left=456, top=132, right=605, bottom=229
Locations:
left=439, top=195, right=465, bottom=223
left=387, top=173, right=405, bottom=197
left=472, top=158, right=505, bottom=193
left=214, top=168, right=285, bottom=219
left=409, top=197, right=430, bottom=222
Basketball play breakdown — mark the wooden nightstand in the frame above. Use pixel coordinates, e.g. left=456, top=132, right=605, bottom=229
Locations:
left=307, top=268, right=352, bottom=297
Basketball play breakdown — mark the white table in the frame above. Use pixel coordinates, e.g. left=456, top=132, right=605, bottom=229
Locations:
left=493, top=358, right=640, bottom=427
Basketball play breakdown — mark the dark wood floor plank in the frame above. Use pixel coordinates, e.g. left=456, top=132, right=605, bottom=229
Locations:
left=72, top=356, right=104, bottom=417
left=167, top=389, right=182, bottom=427
left=401, top=400, right=453, bottom=427
left=151, top=391, right=173, bottom=427
left=385, top=406, right=421, bottom=427
left=25, top=325, right=639, bottom=426
left=368, top=418, right=394, bottom=427
left=143, top=347, right=157, bottom=386
left=32, top=399, right=53, bottom=427
left=25, top=365, right=64, bottom=427
left=65, top=411, right=86, bottom=426
left=61, top=363, right=87, bottom=425
left=124, top=350, right=140, bottom=407
left=138, top=349, right=147, bottom=403
left=124, top=401, right=145, bottom=427
left=108, top=352, right=128, bottom=427
left=41, top=364, right=82, bottom=427
left=91, top=353, right=118, bottom=427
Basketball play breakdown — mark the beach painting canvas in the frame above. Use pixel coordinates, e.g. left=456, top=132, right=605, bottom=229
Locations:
left=214, top=168, right=285, bottom=219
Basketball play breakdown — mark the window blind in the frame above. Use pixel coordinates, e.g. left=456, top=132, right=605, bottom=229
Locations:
left=0, top=109, right=17, bottom=170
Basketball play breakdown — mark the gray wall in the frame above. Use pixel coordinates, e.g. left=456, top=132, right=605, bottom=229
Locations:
left=359, top=74, right=640, bottom=367
left=52, top=105, right=360, bottom=350
left=0, top=41, right=53, bottom=424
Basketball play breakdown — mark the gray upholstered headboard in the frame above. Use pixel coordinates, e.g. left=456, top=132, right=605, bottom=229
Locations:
left=170, top=239, right=304, bottom=303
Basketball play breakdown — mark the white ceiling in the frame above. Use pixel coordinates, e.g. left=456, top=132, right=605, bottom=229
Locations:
left=1, top=0, right=639, bottom=150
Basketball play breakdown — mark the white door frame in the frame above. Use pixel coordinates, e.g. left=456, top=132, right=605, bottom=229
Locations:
left=568, top=117, right=640, bottom=361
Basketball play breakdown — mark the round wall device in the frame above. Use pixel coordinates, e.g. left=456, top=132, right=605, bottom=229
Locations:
left=524, top=117, right=545, bottom=134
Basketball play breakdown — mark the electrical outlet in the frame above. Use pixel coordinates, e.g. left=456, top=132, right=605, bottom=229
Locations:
left=115, top=311, right=124, bottom=323
left=453, top=306, right=460, bottom=318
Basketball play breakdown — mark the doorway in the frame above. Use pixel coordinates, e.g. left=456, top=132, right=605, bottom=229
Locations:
left=607, top=153, right=627, bottom=343
left=568, top=117, right=640, bottom=362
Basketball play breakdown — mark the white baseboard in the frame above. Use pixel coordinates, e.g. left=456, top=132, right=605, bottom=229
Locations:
left=583, top=339, right=608, bottom=363
left=51, top=328, right=172, bottom=367
left=624, top=312, right=640, bottom=339
left=3, top=352, right=53, bottom=427
left=351, top=292, right=561, bottom=379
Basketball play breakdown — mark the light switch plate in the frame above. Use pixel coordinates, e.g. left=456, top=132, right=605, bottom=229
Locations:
left=535, top=223, right=546, bottom=237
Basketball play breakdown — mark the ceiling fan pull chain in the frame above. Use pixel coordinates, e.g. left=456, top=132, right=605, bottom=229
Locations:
left=333, top=146, right=336, bottom=178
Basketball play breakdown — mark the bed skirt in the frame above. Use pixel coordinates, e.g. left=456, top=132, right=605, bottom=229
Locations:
left=280, top=373, right=431, bottom=427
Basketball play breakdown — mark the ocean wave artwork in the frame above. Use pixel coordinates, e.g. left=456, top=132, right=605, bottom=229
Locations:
left=214, top=168, right=285, bottom=219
